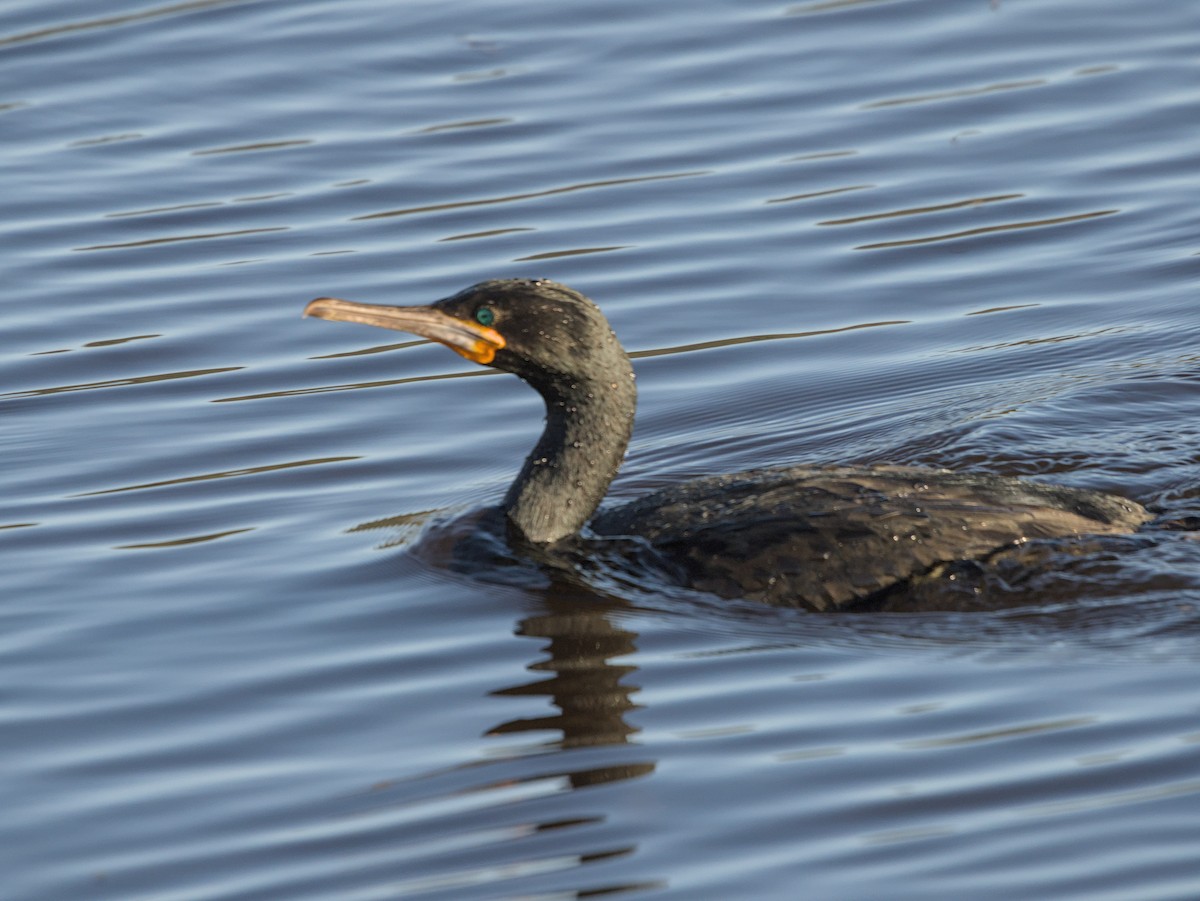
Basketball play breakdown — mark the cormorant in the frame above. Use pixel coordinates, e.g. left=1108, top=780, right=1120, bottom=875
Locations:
left=304, top=278, right=1150, bottom=610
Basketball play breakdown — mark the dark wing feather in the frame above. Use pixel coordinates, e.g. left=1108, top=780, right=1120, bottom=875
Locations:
left=590, top=465, right=1150, bottom=610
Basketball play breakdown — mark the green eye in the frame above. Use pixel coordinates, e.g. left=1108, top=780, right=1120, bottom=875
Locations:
left=475, top=306, right=495, bottom=327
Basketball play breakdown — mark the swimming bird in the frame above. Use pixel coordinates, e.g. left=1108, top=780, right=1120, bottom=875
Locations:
left=304, top=278, right=1151, bottom=610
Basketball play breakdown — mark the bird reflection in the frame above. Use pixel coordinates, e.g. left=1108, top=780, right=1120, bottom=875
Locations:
left=489, top=590, right=656, bottom=788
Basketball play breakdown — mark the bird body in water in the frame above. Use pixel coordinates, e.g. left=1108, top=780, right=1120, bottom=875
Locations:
left=304, top=279, right=1151, bottom=611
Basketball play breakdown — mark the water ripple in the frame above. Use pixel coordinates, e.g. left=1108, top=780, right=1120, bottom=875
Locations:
left=74, top=227, right=288, bottom=252
left=855, top=209, right=1119, bottom=250
left=0, top=0, right=254, bottom=48
left=0, top=367, right=243, bottom=399
left=352, top=171, right=710, bottom=220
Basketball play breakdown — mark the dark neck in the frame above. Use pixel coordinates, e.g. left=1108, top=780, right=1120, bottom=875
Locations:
left=502, top=362, right=636, bottom=544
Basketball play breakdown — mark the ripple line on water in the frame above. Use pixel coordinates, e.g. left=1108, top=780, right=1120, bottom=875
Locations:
left=352, top=171, right=710, bottom=221
left=0, top=367, right=243, bottom=399
left=863, top=78, right=1048, bottom=109
left=74, top=227, right=288, bottom=252
left=766, top=184, right=873, bottom=204
left=820, top=193, right=1024, bottom=225
left=70, top=457, right=360, bottom=497
left=116, top=527, right=255, bottom=549
left=514, top=245, right=630, bottom=261
left=0, top=0, right=253, bottom=48
left=855, top=209, right=1118, bottom=250
left=192, top=140, right=312, bottom=156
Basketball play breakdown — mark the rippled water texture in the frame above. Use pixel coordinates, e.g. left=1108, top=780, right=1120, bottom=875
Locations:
left=4, top=0, right=1200, bottom=898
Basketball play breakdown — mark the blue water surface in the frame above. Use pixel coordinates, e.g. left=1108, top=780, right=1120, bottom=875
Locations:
left=4, top=1, right=1200, bottom=898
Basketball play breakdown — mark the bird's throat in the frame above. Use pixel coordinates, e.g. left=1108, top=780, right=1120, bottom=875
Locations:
left=502, top=372, right=636, bottom=544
